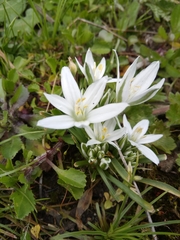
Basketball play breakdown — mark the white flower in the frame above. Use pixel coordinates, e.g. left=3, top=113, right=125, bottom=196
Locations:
left=116, top=58, right=165, bottom=105
left=75, top=48, right=106, bottom=82
left=37, top=67, right=128, bottom=129
left=85, top=118, right=126, bottom=149
left=123, top=115, right=162, bottom=165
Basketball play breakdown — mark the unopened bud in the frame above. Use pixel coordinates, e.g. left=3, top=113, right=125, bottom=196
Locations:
left=100, top=158, right=111, bottom=170
left=88, top=158, right=97, bottom=164
left=68, top=57, right=77, bottom=76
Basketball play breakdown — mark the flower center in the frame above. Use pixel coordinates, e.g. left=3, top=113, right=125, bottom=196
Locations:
left=101, top=127, right=109, bottom=140
left=131, top=127, right=143, bottom=142
left=74, top=97, right=88, bottom=120
left=98, top=63, right=103, bottom=72
left=129, top=78, right=141, bottom=98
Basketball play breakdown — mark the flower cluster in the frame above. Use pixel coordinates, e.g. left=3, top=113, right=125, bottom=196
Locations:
left=37, top=49, right=164, bottom=168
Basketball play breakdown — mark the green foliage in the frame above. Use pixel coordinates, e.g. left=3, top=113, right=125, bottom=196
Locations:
left=150, top=120, right=176, bottom=154
left=0, top=137, right=22, bottom=159
left=0, top=0, right=26, bottom=22
left=117, top=1, right=140, bottom=31
left=53, top=165, right=86, bottom=200
left=166, top=92, right=180, bottom=127
left=0, top=0, right=180, bottom=238
left=170, top=5, right=180, bottom=35
left=10, top=184, right=36, bottom=219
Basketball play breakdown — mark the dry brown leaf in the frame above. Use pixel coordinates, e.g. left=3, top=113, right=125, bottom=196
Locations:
left=75, top=188, right=93, bottom=221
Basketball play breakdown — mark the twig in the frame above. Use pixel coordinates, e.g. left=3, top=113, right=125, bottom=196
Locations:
left=68, top=17, right=127, bottom=42
left=114, top=141, right=157, bottom=240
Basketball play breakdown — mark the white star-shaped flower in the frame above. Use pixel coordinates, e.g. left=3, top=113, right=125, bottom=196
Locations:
left=123, top=114, right=162, bottom=165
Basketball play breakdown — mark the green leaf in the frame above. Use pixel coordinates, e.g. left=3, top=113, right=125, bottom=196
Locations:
left=149, top=120, right=176, bottom=154
left=175, top=154, right=180, bottom=167
left=25, top=140, right=46, bottom=156
left=9, top=84, right=29, bottom=111
left=77, top=25, right=93, bottom=45
left=140, top=45, right=162, bottom=61
left=19, top=125, right=45, bottom=140
left=117, top=1, right=140, bottom=31
left=46, top=57, right=58, bottom=75
left=166, top=92, right=180, bottom=126
left=0, top=175, right=18, bottom=187
left=168, top=92, right=180, bottom=105
left=0, top=78, right=6, bottom=102
left=10, top=184, right=36, bottom=219
left=137, top=178, right=180, bottom=198
left=57, top=178, right=84, bottom=200
left=111, top=158, right=129, bottom=182
left=0, top=137, right=22, bottom=159
left=9, top=8, right=40, bottom=37
left=158, top=25, right=168, bottom=40
left=4, top=79, right=15, bottom=94
left=91, top=40, right=111, bottom=55
left=103, top=171, right=154, bottom=213
left=170, top=5, right=180, bottom=33
left=99, top=30, right=113, bottom=43
left=0, top=0, right=26, bottom=22
left=55, top=168, right=86, bottom=189
left=125, top=104, right=155, bottom=126
left=7, top=69, right=19, bottom=83
left=165, top=64, right=180, bottom=77
left=13, top=56, right=30, bottom=70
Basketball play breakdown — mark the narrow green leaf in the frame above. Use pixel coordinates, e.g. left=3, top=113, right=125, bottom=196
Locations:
left=10, top=184, right=36, bottom=219
left=0, top=78, right=6, bottom=102
left=170, top=5, right=180, bottom=33
left=111, top=158, right=129, bottom=182
left=107, top=174, right=154, bottom=213
left=137, top=178, right=180, bottom=198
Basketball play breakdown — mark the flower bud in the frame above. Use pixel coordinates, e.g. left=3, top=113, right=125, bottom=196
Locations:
left=88, top=158, right=97, bottom=164
left=68, top=57, right=77, bottom=76
left=100, top=158, right=111, bottom=170
left=97, top=150, right=105, bottom=160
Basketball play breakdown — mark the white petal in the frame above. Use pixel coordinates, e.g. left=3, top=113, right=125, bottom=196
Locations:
left=95, top=122, right=103, bottom=139
left=84, top=77, right=107, bottom=111
left=85, top=126, right=96, bottom=139
left=74, top=120, right=90, bottom=128
left=132, top=61, right=159, bottom=92
left=85, top=49, right=94, bottom=69
left=75, top=57, right=86, bottom=76
left=123, top=114, right=132, bottom=135
left=132, top=119, right=149, bottom=140
left=108, top=141, right=121, bottom=151
left=106, top=128, right=126, bottom=141
left=44, top=93, right=72, bottom=115
left=61, top=67, right=81, bottom=104
left=138, top=134, right=163, bottom=144
left=37, top=115, right=75, bottom=129
left=88, top=103, right=129, bottom=123
left=86, top=139, right=101, bottom=146
left=95, top=57, right=106, bottom=80
left=136, top=144, right=160, bottom=165
left=120, top=57, right=140, bottom=101
left=129, top=78, right=165, bottom=105
left=104, top=118, right=116, bottom=133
